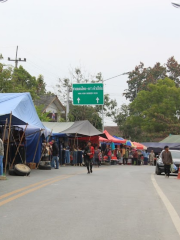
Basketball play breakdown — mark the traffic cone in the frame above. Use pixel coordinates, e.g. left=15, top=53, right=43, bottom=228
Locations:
left=177, top=166, right=180, bottom=179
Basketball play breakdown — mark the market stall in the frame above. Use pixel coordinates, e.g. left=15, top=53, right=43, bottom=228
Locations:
left=99, top=131, right=126, bottom=164
left=60, top=120, right=106, bottom=165
left=0, top=93, right=50, bottom=175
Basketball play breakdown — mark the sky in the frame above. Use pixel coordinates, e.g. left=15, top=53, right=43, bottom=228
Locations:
left=1, top=0, right=180, bottom=126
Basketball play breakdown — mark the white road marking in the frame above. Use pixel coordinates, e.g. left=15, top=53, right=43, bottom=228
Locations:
left=151, top=174, right=180, bottom=236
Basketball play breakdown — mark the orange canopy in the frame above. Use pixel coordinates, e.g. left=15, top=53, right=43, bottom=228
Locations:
left=99, top=130, right=126, bottom=144
left=132, top=142, right=147, bottom=150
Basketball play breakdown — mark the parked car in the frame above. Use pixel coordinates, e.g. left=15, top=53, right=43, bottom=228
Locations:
left=155, top=149, right=180, bottom=175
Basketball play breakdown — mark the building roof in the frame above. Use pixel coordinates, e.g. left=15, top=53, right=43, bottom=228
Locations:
left=34, top=95, right=65, bottom=113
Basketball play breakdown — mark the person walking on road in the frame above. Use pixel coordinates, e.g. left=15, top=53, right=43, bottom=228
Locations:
left=51, top=139, right=59, bottom=169
left=162, top=146, right=173, bottom=178
left=84, top=141, right=94, bottom=174
left=149, top=150, right=155, bottom=166
left=0, top=138, right=4, bottom=176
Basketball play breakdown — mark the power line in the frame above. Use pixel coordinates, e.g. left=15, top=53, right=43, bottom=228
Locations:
left=103, top=72, right=130, bottom=82
left=8, top=46, right=26, bottom=68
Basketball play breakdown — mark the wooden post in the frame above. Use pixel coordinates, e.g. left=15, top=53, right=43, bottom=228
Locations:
left=32, top=130, right=42, bottom=163
left=2, top=118, right=8, bottom=143
left=74, top=133, right=77, bottom=149
left=10, top=123, right=28, bottom=169
left=5, top=113, right=12, bottom=174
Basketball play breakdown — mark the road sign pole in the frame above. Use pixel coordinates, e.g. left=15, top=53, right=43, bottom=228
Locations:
left=102, top=80, right=104, bottom=132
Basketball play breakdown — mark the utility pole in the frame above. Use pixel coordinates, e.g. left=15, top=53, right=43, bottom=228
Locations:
left=66, top=86, right=70, bottom=121
left=8, top=46, right=26, bottom=68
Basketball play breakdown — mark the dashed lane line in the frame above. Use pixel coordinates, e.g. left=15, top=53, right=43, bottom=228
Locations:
left=151, top=174, right=180, bottom=236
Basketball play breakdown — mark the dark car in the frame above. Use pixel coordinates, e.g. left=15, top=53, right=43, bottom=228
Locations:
left=155, top=149, right=180, bottom=175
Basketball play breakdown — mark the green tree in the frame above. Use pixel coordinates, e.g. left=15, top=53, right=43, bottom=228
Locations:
left=68, top=104, right=102, bottom=130
left=126, top=78, right=180, bottom=139
left=124, top=56, right=180, bottom=102
left=114, top=104, right=142, bottom=140
left=35, top=74, right=46, bottom=95
left=0, top=55, right=49, bottom=121
left=35, top=105, right=51, bottom=122
left=0, top=55, right=13, bottom=93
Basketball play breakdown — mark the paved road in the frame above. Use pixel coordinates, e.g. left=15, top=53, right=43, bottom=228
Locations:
left=0, top=165, right=180, bottom=240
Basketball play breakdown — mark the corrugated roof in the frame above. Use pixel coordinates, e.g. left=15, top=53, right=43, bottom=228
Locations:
left=42, top=122, right=74, bottom=133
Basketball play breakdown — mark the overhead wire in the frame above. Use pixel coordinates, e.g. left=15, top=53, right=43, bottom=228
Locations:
left=20, top=47, right=62, bottom=76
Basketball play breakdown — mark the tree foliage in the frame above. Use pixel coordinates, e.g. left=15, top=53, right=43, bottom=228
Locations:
left=124, top=56, right=180, bottom=102
left=126, top=78, right=180, bottom=139
left=35, top=105, right=51, bottom=122
left=69, top=104, right=102, bottom=130
left=0, top=55, right=50, bottom=121
left=0, top=56, right=47, bottom=99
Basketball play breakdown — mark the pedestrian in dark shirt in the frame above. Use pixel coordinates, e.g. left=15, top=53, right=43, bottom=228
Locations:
left=84, top=141, right=94, bottom=174
left=51, top=139, right=59, bottom=169
left=162, top=146, right=173, bottom=178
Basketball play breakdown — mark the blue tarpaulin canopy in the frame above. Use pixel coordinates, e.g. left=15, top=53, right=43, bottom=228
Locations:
left=113, top=135, right=124, bottom=140
left=0, top=93, right=49, bottom=163
left=0, top=92, right=45, bottom=128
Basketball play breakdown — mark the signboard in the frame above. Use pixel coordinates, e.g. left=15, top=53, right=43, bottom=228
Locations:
left=72, top=83, right=104, bottom=105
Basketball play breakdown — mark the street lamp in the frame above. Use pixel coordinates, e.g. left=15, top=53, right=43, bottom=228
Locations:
left=171, top=2, right=180, bottom=8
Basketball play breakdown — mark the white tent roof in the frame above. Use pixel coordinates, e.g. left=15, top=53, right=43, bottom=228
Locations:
left=42, top=122, right=74, bottom=133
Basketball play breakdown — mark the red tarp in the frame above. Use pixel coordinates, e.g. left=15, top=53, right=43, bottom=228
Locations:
left=99, top=130, right=126, bottom=144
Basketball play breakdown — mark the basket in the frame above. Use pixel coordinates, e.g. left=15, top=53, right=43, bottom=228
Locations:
left=29, top=162, right=36, bottom=169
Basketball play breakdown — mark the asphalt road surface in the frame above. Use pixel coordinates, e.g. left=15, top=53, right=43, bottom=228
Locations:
left=0, top=165, right=180, bottom=240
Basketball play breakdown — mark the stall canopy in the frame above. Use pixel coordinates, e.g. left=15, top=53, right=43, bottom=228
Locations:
left=42, top=122, right=74, bottom=137
left=113, top=135, right=124, bottom=140
left=99, top=130, right=126, bottom=144
left=160, top=135, right=180, bottom=143
left=113, top=136, right=134, bottom=147
left=132, top=142, right=147, bottom=150
left=0, top=92, right=45, bottom=129
left=0, top=93, right=49, bottom=163
left=141, top=142, right=180, bottom=152
left=60, top=120, right=106, bottom=137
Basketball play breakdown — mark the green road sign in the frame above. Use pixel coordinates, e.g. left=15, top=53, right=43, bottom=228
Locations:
left=72, top=83, right=104, bottom=105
